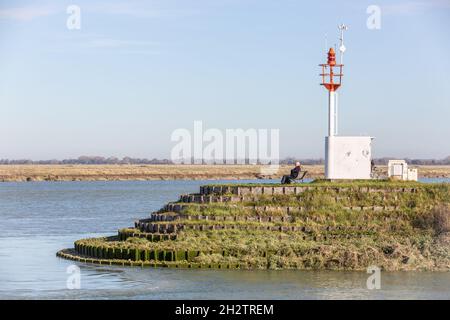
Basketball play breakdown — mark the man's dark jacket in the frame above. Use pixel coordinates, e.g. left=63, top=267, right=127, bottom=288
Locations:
left=290, top=166, right=301, bottom=179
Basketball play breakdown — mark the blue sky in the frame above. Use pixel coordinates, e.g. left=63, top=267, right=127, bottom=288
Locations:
left=1, top=0, right=449, bottom=160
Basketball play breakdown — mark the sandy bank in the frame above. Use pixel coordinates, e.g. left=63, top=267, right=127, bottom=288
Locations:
left=0, top=164, right=449, bottom=182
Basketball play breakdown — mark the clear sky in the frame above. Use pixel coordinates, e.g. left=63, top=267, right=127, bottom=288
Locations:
left=1, top=0, right=449, bottom=160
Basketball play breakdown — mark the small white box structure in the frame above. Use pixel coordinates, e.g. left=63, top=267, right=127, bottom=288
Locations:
left=387, top=160, right=418, bottom=181
left=325, top=136, right=373, bottom=179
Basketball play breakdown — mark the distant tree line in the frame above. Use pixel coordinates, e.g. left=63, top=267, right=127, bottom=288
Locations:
left=282, top=156, right=450, bottom=165
left=0, top=156, right=172, bottom=165
left=1, top=155, right=449, bottom=165
left=280, top=158, right=324, bottom=165
left=372, top=156, right=450, bottom=165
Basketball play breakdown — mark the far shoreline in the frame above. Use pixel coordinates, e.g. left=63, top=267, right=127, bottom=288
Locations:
left=1, top=164, right=449, bottom=182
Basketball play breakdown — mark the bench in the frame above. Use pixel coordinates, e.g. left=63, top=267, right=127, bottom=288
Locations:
left=293, top=171, right=308, bottom=183
left=282, top=171, right=308, bottom=184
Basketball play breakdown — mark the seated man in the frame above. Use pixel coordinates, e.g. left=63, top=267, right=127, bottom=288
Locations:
left=281, top=162, right=301, bottom=184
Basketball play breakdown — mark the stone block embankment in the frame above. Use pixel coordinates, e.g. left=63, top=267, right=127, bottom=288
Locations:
left=199, top=185, right=419, bottom=196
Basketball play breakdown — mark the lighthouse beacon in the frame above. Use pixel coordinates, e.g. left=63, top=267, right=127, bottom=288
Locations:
left=320, top=26, right=373, bottom=180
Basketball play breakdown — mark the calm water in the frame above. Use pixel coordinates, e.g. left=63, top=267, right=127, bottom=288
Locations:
left=0, top=179, right=449, bottom=300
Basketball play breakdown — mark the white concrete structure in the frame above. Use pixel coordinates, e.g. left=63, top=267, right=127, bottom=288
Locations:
left=388, top=160, right=418, bottom=181
left=325, top=136, right=373, bottom=179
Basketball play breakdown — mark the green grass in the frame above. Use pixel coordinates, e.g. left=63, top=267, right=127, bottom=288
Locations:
left=240, top=188, right=448, bottom=208
left=66, top=181, right=450, bottom=271
left=74, top=227, right=445, bottom=270
left=206, top=179, right=441, bottom=188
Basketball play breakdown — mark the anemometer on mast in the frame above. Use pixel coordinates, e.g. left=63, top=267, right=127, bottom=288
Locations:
left=338, top=24, right=348, bottom=65
left=334, top=24, right=347, bottom=136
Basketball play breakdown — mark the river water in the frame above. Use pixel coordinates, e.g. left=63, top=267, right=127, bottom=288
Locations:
left=0, top=179, right=449, bottom=299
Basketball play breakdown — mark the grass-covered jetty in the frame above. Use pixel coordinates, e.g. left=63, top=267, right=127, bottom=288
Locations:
left=57, top=180, right=450, bottom=270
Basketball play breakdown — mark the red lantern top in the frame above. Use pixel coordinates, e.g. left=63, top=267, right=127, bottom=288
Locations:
left=320, top=48, right=343, bottom=92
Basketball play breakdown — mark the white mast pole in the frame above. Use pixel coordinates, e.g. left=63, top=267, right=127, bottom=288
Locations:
left=328, top=90, right=335, bottom=137
left=334, top=92, right=338, bottom=135
left=336, top=24, right=348, bottom=137
left=338, top=24, right=347, bottom=65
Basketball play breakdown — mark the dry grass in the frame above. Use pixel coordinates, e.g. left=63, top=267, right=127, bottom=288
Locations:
left=0, top=164, right=449, bottom=182
left=432, top=205, right=450, bottom=234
